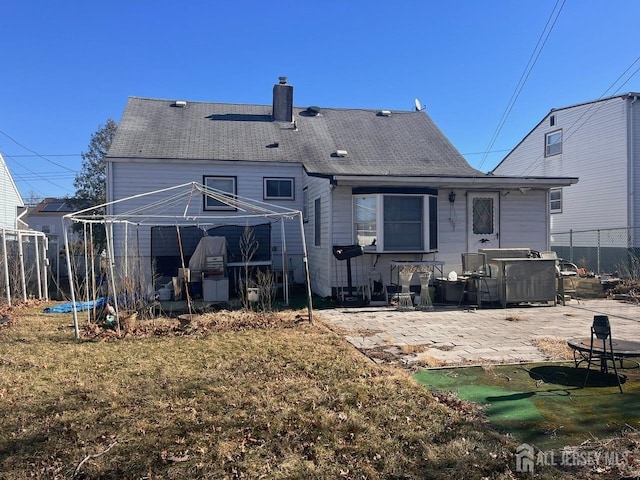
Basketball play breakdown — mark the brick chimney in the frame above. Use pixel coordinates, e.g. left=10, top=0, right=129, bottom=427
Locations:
left=272, top=76, right=293, bottom=122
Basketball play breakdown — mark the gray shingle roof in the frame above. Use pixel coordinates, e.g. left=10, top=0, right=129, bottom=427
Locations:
left=107, top=96, right=485, bottom=177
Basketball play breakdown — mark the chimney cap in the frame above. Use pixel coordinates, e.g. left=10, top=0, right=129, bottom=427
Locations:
left=278, top=76, right=288, bottom=85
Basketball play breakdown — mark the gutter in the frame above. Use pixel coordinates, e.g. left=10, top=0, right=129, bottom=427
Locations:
left=328, top=174, right=578, bottom=189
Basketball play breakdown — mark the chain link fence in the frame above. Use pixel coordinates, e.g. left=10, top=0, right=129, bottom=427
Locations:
left=550, top=227, right=640, bottom=278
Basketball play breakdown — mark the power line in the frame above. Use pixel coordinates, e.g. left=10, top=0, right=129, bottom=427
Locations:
left=0, top=129, right=78, bottom=172
left=8, top=153, right=81, bottom=158
left=3, top=153, right=75, bottom=194
left=478, top=0, right=566, bottom=172
left=517, top=56, right=640, bottom=177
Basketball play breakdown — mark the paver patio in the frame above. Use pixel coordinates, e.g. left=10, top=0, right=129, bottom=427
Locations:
left=317, top=298, right=640, bottom=367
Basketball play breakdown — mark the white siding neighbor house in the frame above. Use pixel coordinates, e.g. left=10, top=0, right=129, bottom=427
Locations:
left=0, top=152, right=25, bottom=230
left=106, top=78, right=577, bottom=300
left=492, top=93, right=640, bottom=273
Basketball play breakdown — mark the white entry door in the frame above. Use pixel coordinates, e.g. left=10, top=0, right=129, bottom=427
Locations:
left=466, top=192, right=500, bottom=250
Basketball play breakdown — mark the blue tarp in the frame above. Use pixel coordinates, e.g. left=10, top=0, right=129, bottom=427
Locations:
left=43, top=297, right=106, bottom=314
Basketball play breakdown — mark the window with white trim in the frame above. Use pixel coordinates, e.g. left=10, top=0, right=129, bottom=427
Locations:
left=203, top=176, right=236, bottom=211
left=545, top=130, right=562, bottom=156
left=550, top=188, right=562, bottom=213
left=302, top=187, right=309, bottom=222
left=264, top=177, right=294, bottom=200
left=353, top=191, right=437, bottom=252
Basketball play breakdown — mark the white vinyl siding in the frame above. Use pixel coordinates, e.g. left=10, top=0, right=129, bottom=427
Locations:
left=0, top=154, right=24, bottom=229
left=109, top=159, right=306, bottom=282
left=495, top=97, right=629, bottom=233
left=303, top=175, right=332, bottom=296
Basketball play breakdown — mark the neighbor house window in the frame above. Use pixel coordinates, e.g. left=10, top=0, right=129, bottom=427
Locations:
left=314, top=198, right=321, bottom=246
left=264, top=177, right=294, bottom=200
left=353, top=188, right=437, bottom=252
left=302, top=187, right=309, bottom=222
left=550, top=188, right=562, bottom=213
left=203, top=176, right=236, bottom=211
left=545, top=130, right=562, bottom=156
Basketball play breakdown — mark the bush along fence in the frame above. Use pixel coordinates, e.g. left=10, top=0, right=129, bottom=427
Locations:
left=0, top=228, right=49, bottom=306
left=551, top=227, right=640, bottom=279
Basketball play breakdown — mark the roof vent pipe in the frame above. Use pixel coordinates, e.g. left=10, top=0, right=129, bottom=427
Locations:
left=273, top=76, right=294, bottom=122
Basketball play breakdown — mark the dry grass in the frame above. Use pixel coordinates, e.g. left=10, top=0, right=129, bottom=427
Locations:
left=0, top=301, right=582, bottom=479
left=416, top=351, right=449, bottom=368
left=400, top=344, right=427, bottom=354
left=531, top=337, right=575, bottom=361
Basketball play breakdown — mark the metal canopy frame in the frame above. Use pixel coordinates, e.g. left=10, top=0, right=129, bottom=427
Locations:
left=63, top=182, right=313, bottom=338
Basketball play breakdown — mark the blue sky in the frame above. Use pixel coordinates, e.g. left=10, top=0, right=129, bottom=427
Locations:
left=1, top=0, right=638, bottom=201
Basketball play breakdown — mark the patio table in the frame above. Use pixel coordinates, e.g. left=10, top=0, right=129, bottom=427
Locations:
left=567, top=337, right=640, bottom=372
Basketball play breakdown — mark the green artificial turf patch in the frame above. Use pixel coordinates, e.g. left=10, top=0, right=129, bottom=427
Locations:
left=414, top=362, right=640, bottom=450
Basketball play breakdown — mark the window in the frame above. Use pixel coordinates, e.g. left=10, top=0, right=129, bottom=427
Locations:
left=203, top=176, right=236, bottom=211
left=302, top=187, right=309, bottom=222
left=472, top=197, right=494, bottom=234
left=384, top=196, right=423, bottom=250
left=550, top=188, right=562, bottom=213
left=545, top=130, right=562, bottom=156
left=264, top=177, right=294, bottom=200
left=355, top=196, right=377, bottom=247
left=314, top=198, right=321, bottom=246
left=353, top=189, right=437, bottom=252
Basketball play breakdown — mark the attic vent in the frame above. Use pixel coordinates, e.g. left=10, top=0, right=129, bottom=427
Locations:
left=174, top=100, right=187, bottom=108
left=306, top=106, right=321, bottom=116
left=378, top=110, right=392, bottom=116
left=334, top=149, right=348, bottom=157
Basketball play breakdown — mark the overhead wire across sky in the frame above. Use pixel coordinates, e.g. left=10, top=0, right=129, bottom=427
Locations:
left=477, top=0, right=567, bottom=173
left=515, top=55, right=640, bottom=178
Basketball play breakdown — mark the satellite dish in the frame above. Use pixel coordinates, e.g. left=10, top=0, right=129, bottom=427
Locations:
left=414, top=98, right=422, bottom=111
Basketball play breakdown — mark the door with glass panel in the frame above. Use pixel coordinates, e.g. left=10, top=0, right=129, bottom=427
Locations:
left=466, top=192, right=500, bottom=250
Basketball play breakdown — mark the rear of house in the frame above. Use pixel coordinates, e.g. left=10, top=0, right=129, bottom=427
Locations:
left=106, top=78, right=576, bottom=301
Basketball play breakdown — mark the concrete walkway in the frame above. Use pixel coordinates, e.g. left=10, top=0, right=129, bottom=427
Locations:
left=316, top=299, right=640, bottom=367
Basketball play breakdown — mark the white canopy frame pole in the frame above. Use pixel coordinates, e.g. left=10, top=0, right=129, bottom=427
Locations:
left=34, top=232, right=43, bottom=300
left=280, top=220, right=289, bottom=305
left=83, top=223, right=91, bottom=323
left=2, top=229, right=11, bottom=307
left=41, top=235, right=49, bottom=301
left=105, top=221, right=121, bottom=335
left=89, top=223, right=97, bottom=318
left=63, top=217, right=80, bottom=339
left=124, top=222, right=129, bottom=278
left=17, top=231, right=27, bottom=302
left=297, top=212, right=313, bottom=323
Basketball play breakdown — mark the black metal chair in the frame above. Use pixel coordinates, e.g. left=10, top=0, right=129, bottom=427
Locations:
left=458, top=252, right=492, bottom=308
left=582, top=315, right=623, bottom=393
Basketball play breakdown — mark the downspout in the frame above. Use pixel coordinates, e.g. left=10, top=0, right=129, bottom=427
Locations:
left=628, top=95, right=638, bottom=244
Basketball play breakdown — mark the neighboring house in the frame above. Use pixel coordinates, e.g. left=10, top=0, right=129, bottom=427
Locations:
left=492, top=92, right=640, bottom=272
left=0, top=152, right=25, bottom=230
left=27, top=197, right=78, bottom=239
left=106, top=77, right=577, bottom=298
